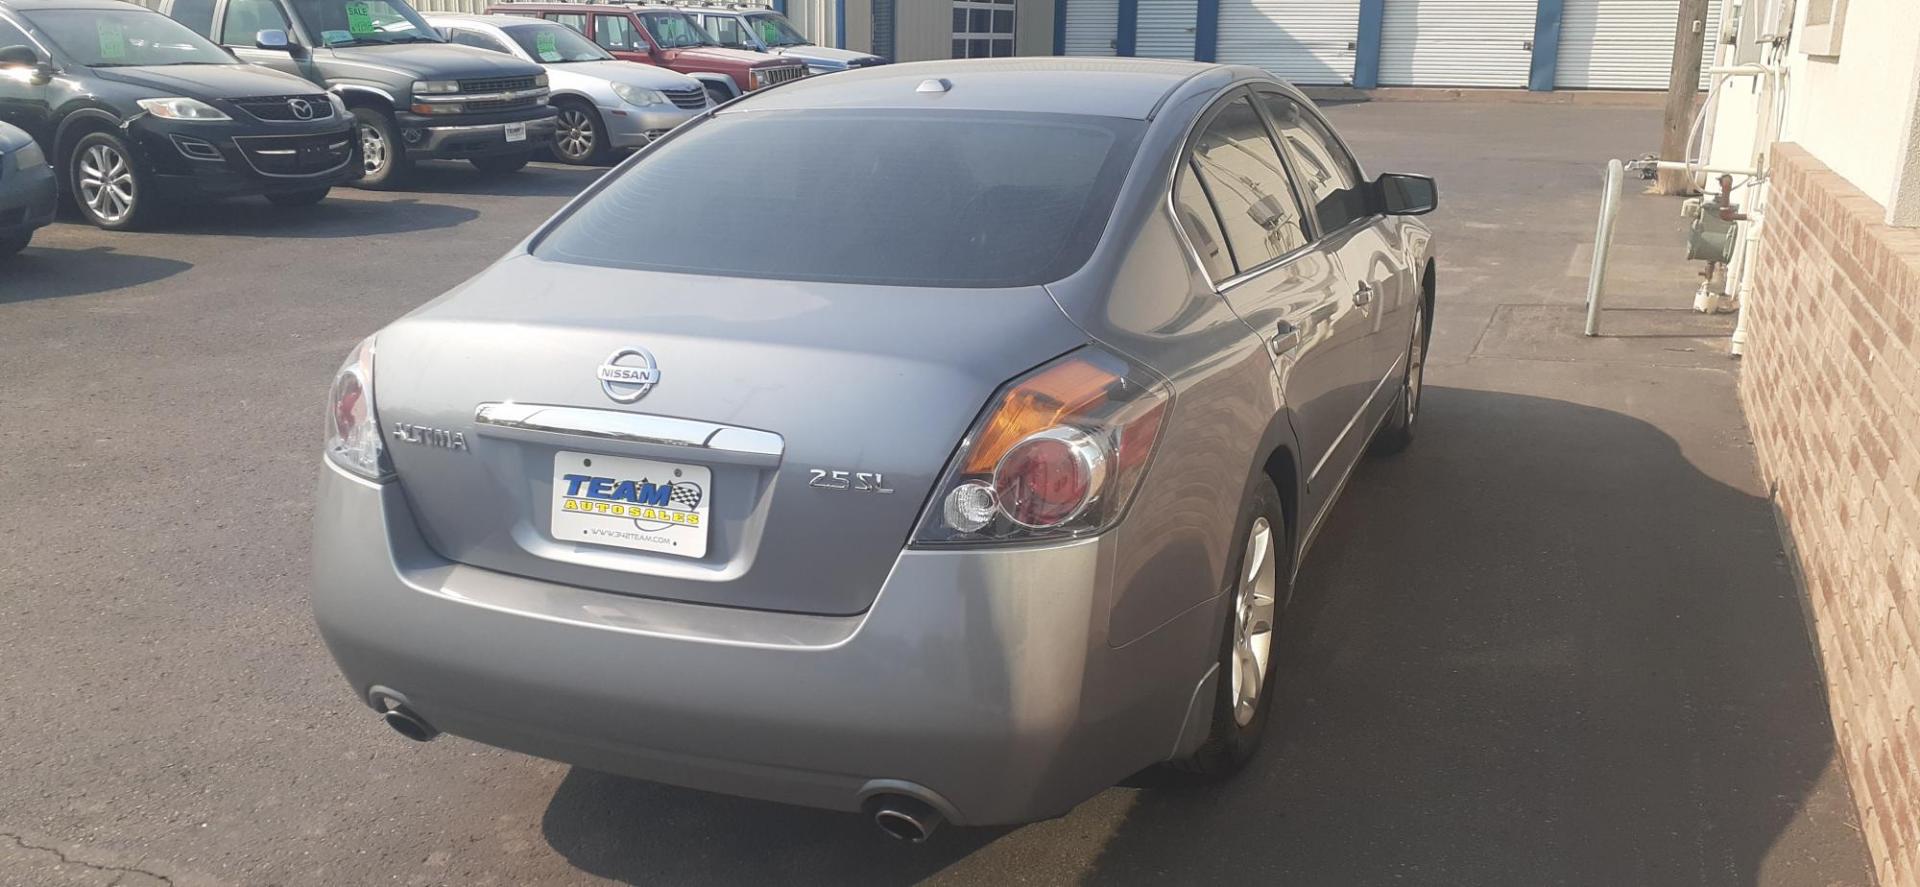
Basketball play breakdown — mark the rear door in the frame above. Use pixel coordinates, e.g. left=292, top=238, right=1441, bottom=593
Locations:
left=1172, top=89, right=1361, bottom=489
left=1257, top=88, right=1413, bottom=452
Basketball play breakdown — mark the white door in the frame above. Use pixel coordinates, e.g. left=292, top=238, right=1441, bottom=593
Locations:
left=1135, top=0, right=1199, bottom=59
left=1216, top=0, right=1362, bottom=85
left=1379, top=0, right=1537, bottom=87
left=1062, top=0, right=1119, bottom=56
left=1556, top=0, right=1724, bottom=89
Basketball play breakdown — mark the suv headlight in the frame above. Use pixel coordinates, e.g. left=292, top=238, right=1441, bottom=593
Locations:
left=533, top=72, right=549, bottom=88
left=136, top=97, right=231, bottom=121
left=414, top=80, right=460, bottom=94
left=611, top=83, right=666, bottom=107
left=325, top=336, right=393, bottom=481
left=13, top=139, right=45, bottom=170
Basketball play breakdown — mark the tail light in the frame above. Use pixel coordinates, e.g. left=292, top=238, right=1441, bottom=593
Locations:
left=324, top=336, right=392, bottom=481
left=913, top=348, right=1170, bottom=546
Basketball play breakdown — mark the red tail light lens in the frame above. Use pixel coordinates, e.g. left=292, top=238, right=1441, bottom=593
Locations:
left=913, top=348, right=1171, bottom=545
left=324, top=336, right=392, bottom=481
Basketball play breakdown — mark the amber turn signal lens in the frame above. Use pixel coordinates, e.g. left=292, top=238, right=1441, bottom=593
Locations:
left=961, top=355, right=1120, bottom=475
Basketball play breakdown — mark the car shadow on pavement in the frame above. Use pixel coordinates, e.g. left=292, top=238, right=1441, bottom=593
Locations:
left=390, top=161, right=609, bottom=198
left=160, top=195, right=482, bottom=239
left=0, top=244, right=192, bottom=302
left=537, top=387, right=1860, bottom=887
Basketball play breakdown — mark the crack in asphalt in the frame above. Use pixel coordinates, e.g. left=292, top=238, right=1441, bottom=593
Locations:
left=2, top=833, right=175, bottom=886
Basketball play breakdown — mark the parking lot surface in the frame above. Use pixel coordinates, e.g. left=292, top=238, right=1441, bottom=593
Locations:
left=0, top=102, right=1877, bottom=886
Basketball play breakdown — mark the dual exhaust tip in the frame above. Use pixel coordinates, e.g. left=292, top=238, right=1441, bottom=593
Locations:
left=370, top=689, right=945, bottom=842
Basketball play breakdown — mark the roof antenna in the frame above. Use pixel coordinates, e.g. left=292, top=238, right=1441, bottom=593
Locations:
left=916, top=78, right=952, bottom=94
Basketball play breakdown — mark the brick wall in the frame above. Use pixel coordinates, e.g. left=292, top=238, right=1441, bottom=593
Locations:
left=1742, top=142, right=1920, bottom=887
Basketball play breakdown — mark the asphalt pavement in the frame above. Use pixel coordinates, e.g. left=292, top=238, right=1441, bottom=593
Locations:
left=0, top=102, right=1877, bottom=886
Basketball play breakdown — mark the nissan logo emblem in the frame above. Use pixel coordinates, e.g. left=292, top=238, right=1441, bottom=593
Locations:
left=288, top=98, right=315, bottom=120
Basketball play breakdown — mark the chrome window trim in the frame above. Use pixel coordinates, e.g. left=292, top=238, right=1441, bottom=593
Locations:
left=473, top=402, right=785, bottom=459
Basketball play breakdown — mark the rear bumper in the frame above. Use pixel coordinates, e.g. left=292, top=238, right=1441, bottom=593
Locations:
left=0, top=162, right=57, bottom=239
left=310, top=460, right=1219, bottom=825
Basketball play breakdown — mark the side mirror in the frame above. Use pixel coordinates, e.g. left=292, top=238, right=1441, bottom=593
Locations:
left=1376, top=173, right=1438, bottom=216
left=0, top=44, right=50, bottom=84
left=255, top=29, right=292, bottom=50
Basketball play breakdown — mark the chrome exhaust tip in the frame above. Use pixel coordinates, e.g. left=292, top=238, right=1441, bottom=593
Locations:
left=381, top=706, right=439, bottom=742
left=869, top=795, right=944, bottom=843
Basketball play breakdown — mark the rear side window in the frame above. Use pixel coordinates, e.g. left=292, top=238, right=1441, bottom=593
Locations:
left=536, top=110, right=1144, bottom=288
left=1188, top=96, right=1309, bottom=271
left=592, top=13, right=637, bottom=49
left=547, top=12, right=587, bottom=34
left=1259, top=93, right=1369, bottom=233
left=1173, top=160, right=1234, bottom=281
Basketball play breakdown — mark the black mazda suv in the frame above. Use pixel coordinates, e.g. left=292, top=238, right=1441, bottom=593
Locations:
left=0, top=0, right=359, bottom=229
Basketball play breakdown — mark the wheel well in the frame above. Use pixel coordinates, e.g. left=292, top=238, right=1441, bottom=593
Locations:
left=337, top=91, right=392, bottom=114
left=54, top=116, right=118, bottom=172
left=1262, top=445, right=1299, bottom=561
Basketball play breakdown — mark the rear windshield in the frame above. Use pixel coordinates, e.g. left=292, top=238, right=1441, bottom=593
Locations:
left=533, top=110, right=1145, bottom=288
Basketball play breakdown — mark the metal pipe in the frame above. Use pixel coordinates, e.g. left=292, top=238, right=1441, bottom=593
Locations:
left=1585, top=158, right=1625, bottom=337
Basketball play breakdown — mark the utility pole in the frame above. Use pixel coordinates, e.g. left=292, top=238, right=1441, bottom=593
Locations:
left=1658, top=0, right=1712, bottom=195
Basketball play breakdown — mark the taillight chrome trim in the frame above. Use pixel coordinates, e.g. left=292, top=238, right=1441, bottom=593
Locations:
left=473, top=402, right=784, bottom=462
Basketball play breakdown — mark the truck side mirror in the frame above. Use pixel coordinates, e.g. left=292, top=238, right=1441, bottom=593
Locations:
left=255, top=29, right=292, bottom=50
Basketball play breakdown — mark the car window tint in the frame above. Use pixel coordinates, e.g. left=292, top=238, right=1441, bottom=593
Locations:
left=448, top=26, right=509, bottom=53
left=1259, top=93, right=1369, bottom=233
left=592, top=13, right=636, bottom=48
left=548, top=12, right=587, bottom=35
left=1190, top=96, right=1309, bottom=271
left=1173, top=159, right=1236, bottom=281
left=219, top=0, right=290, bottom=44
left=702, top=14, right=746, bottom=47
left=169, top=0, right=216, bottom=36
left=536, top=110, right=1144, bottom=288
left=0, top=15, right=29, bottom=46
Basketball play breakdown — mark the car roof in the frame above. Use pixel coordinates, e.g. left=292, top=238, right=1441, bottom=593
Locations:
left=731, top=58, right=1229, bottom=121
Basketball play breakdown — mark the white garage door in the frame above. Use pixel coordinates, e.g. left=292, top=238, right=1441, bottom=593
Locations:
left=1556, top=0, right=1724, bottom=89
left=1136, top=0, right=1199, bottom=59
left=1217, top=0, right=1361, bottom=85
left=1379, top=0, right=1537, bottom=87
left=1063, top=0, right=1119, bottom=55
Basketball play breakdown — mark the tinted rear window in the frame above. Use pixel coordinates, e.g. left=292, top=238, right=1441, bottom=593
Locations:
left=533, top=110, right=1145, bottom=288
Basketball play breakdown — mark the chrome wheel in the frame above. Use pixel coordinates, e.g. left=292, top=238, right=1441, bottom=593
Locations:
left=1230, top=517, right=1278, bottom=727
left=77, top=143, right=135, bottom=224
left=556, top=107, right=596, bottom=162
left=1405, top=306, right=1426, bottom=425
left=359, top=122, right=387, bottom=175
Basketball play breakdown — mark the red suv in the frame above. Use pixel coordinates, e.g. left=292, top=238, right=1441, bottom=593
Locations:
left=489, top=2, right=805, bottom=103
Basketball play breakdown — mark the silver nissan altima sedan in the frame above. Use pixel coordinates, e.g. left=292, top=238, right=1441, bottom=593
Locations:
left=313, top=57, right=1436, bottom=840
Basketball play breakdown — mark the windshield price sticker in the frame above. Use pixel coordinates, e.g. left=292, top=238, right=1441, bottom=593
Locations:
left=97, top=21, right=127, bottom=60
left=535, top=30, right=559, bottom=60
left=344, top=1, right=376, bottom=35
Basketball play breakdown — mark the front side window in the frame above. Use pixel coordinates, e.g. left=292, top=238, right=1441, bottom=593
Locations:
left=592, top=14, right=637, bottom=49
left=637, top=12, right=709, bottom=48
left=950, top=0, right=1011, bottom=58
left=1258, top=93, right=1368, bottom=233
left=27, top=7, right=235, bottom=66
left=1189, top=96, right=1309, bottom=271
left=546, top=12, right=587, bottom=35
left=701, top=14, right=750, bottom=48
left=217, top=0, right=289, bottom=45
left=289, top=0, right=441, bottom=46
left=504, top=22, right=608, bottom=62
left=745, top=13, right=807, bottom=47
left=536, top=110, right=1144, bottom=288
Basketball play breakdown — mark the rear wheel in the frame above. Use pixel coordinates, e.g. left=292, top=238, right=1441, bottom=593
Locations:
left=551, top=100, right=608, bottom=165
left=1169, top=476, right=1288, bottom=778
left=1369, top=300, right=1427, bottom=456
left=266, top=187, right=330, bottom=207
left=471, top=152, right=530, bottom=175
left=352, top=107, right=411, bottom=190
left=70, top=131, right=157, bottom=230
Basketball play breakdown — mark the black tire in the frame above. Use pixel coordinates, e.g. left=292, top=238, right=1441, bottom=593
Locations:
left=1168, top=475, right=1289, bottom=778
left=266, top=187, right=330, bottom=207
left=702, top=81, right=733, bottom=106
left=1369, top=300, right=1428, bottom=456
left=69, top=131, right=158, bottom=231
left=0, top=232, right=29, bottom=260
left=470, top=152, right=531, bottom=175
left=351, top=106, right=411, bottom=190
left=551, top=100, right=609, bottom=165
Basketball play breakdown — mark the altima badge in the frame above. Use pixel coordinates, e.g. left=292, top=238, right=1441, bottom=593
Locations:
left=598, top=347, right=660, bottom=403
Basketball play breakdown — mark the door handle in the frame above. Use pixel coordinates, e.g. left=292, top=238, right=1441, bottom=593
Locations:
left=1271, top=320, right=1302, bottom=355
left=1353, top=281, right=1375, bottom=306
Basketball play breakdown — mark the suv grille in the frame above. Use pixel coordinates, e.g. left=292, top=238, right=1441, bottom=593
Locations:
left=464, top=95, right=543, bottom=112
left=662, top=87, right=707, bottom=110
left=751, top=65, right=806, bottom=88
left=459, top=75, right=539, bottom=94
left=234, top=95, right=336, bottom=122
left=234, top=132, right=354, bottom=177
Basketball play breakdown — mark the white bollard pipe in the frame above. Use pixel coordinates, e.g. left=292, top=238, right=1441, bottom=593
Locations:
left=1585, top=158, right=1625, bottom=337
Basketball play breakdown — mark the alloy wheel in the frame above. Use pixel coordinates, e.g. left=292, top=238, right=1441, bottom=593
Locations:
left=360, top=123, right=387, bottom=175
left=556, top=108, right=595, bottom=161
left=1230, top=517, right=1278, bottom=727
left=77, top=143, right=135, bottom=224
